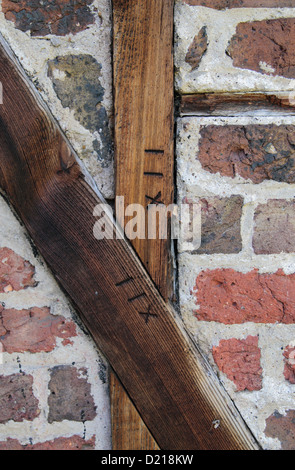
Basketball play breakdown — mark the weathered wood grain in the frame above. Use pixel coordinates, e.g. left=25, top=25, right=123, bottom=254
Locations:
left=180, top=93, right=295, bottom=116
left=0, top=36, right=260, bottom=450
left=114, top=0, right=175, bottom=300
left=110, top=0, right=174, bottom=450
left=110, top=373, right=159, bottom=450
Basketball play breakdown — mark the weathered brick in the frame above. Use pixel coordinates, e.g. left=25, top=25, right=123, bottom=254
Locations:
left=265, top=410, right=295, bottom=450
left=253, top=200, right=295, bottom=255
left=48, top=55, right=112, bottom=168
left=48, top=366, right=96, bottom=423
left=0, top=438, right=23, bottom=450
left=184, top=0, right=294, bottom=7
left=212, top=336, right=262, bottom=391
left=0, top=305, right=77, bottom=353
left=227, top=19, right=295, bottom=79
left=185, top=26, right=208, bottom=71
left=0, top=247, right=35, bottom=293
left=198, top=124, right=295, bottom=184
left=197, top=196, right=243, bottom=254
left=193, top=268, right=295, bottom=324
left=0, top=374, right=39, bottom=424
left=0, top=435, right=95, bottom=450
left=29, top=435, right=95, bottom=450
left=2, top=0, right=94, bottom=37
left=283, top=344, right=295, bottom=384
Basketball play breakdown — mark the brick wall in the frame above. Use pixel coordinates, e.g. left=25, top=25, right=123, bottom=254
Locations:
left=176, top=0, right=295, bottom=450
left=0, top=0, right=112, bottom=450
left=0, top=197, right=111, bottom=449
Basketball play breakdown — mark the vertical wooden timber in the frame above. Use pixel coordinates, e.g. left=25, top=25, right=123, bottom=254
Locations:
left=0, top=35, right=261, bottom=450
left=111, top=0, right=174, bottom=450
left=110, top=373, right=159, bottom=450
left=113, top=0, right=174, bottom=298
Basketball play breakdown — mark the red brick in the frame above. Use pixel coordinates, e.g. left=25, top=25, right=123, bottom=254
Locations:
left=29, top=435, right=96, bottom=450
left=0, top=305, right=77, bottom=353
left=265, top=410, right=295, bottom=450
left=0, top=247, right=35, bottom=293
left=2, top=0, right=94, bottom=37
left=193, top=268, right=295, bottom=324
left=0, top=438, right=23, bottom=450
left=48, top=366, right=97, bottom=423
left=253, top=200, right=295, bottom=254
left=184, top=0, right=294, bottom=7
left=212, top=336, right=262, bottom=391
left=198, top=125, right=295, bottom=184
left=0, top=374, right=39, bottom=423
left=185, top=26, right=208, bottom=71
left=283, top=345, right=295, bottom=384
left=0, top=435, right=95, bottom=451
left=227, top=18, right=295, bottom=79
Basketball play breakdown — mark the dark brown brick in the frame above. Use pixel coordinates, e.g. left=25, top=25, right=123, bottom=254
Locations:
left=212, top=336, right=262, bottom=391
left=197, top=196, right=243, bottom=254
left=48, top=366, right=96, bottom=423
left=227, top=18, right=295, bottom=79
left=0, top=374, right=39, bottom=423
left=184, top=0, right=294, bottom=8
left=185, top=26, right=208, bottom=71
left=253, top=200, right=295, bottom=254
left=2, top=0, right=94, bottom=37
left=265, top=410, right=295, bottom=450
left=198, top=124, right=295, bottom=184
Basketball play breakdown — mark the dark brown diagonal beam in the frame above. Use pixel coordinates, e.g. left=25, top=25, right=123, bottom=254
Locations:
left=0, top=36, right=259, bottom=450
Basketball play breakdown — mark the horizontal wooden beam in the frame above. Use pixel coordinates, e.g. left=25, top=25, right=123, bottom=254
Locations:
left=0, top=36, right=259, bottom=450
left=180, top=93, right=295, bottom=116
left=110, top=372, right=159, bottom=450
